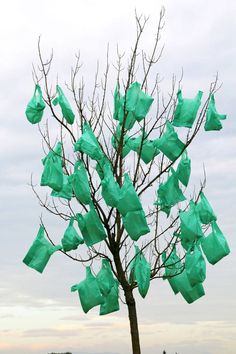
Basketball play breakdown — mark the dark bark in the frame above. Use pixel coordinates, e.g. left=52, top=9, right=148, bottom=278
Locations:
left=124, top=288, right=141, bottom=354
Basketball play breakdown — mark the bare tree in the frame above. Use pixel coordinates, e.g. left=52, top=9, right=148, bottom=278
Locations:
left=24, top=8, right=229, bottom=354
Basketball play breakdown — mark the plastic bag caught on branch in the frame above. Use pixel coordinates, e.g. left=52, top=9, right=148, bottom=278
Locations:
left=111, top=125, right=131, bottom=157
left=40, top=144, right=64, bottom=192
left=101, top=162, right=121, bottom=208
left=130, top=246, right=151, bottom=298
left=23, top=225, right=62, bottom=273
left=97, top=259, right=116, bottom=296
left=52, top=85, right=75, bottom=124
left=196, top=192, right=217, bottom=224
left=155, top=168, right=186, bottom=215
left=175, top=151, right=191, bottom=187
left=155, top=122, right=185, bottom=161
left=100, top=279, right=120, bottom=315
left=174, top=270, right=205, bottom=304
left=204, top=95, right=227, bottom=131
left=71, top=160, right=91, bottom=205
left=172, top=90, right=203, bottom=128
left=51, top=174, right=73, bottom=200
left=126, top=82, right=154, bottom=121
left=61, top=217, right=84, bottom=252
left=76, top=204, right=107, bottom=246
left=129, top=132, right=160, bottom=164
left=71, top=267, right=104, bottom=313
left=74, top=122, right=104, bottom=160
left=162, top=247, right=183, bottom=295
left=201, top=221, right=230, bottom=265
left=185, top=245, right=206, bottom=286
left=25, top=84, right=46, bottom=124
left=116, top=173, right=142, bottom=215
left=122, top=210, right=150, bottom=241
left=180, top=201, right=204, bottom=243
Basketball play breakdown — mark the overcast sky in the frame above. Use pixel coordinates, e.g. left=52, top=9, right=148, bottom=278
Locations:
left=0, top=1, right=236, bottom=354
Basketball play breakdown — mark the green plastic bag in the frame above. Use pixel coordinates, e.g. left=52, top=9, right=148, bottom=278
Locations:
left=71, top=267, right=104, bottom=313
left=97, top=259, right=115, bottom=296
left=23, top=225, right=62, bottom=273
left=122, top=210, right=150, bottom=241
left=61, top=217, right=84, bottom=252
left=101, top=163, right=121, bottom=207
left=74, top=122, right=104, bottom=160
left=100, top=279, right=120, bottom=316
left=177, top=231, right=193, bottom=251
left=40, top=147, right=64, bottom=192
left=201, top=221, right=230, bottom=265
left=176, top=151, right=191, bottom=187
left=126, top=82, right=154, bottom=121
left=174, top=270, right=205, bottom=304
left=180, top=201, right=204, bottom=243
left=113, top=85, right=121, bottom=121
left=116, top=173, right=142, bottom=215
left=130, top=246, right=151, bottom=298
left=162, top=247, right=183, bottom=294
left=116, top=94, right=136, bottom=130
left=173, top=90, right=203, bottom=128
left=129, top=132, right=160, bottom=164
left=52, top=85, right=75, bottom=124
left=185, top=245, right=206, bottom=286
left=196, top=192, right=217, bottom=224
left=41, top=142, right=62, bottom=166
left=112, top=125, right=131, bottom=157
left=155, top=168, right=186, bottom=214
left=71, top=161, right=91, bottom=205
left=155, top=122, right=185, bottom=161
left=51, top=174, right=73, bottom=200
left=204, top=95, right=226, bottom=131
left=76, top=204, right=107, bottom=246
left=25, top=84, right=46, bottom=124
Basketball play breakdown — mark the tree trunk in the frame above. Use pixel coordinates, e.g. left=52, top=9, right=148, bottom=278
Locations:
left=125, top=288, right=141, bottom=354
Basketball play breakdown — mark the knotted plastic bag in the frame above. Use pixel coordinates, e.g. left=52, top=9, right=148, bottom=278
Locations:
left=76, top=204, right=107, bottom=246
left=100, top=279, right=120, bottom=316
left=116, top=173, right=142, bottom=215
left=40, top=144, right=64, bottom=192
left=130, top=246, right=151, bottom=298
left=25, top=84, right=46, bottom=124
left=51, top=174, right=73, bottom=200
left=126, top=82, right=154, bottom=121
left=129, top=132, right=160, bottom=164
left=122, top=210, right=150, bottom=241
left=71, top=161, right=91, bottom=205
left=61, top=217, right=84, bottom=252
left=155, top=122, right=185, bottom=161
left=174, top=270, right=205, bottom=304
left=204, top=95, right=227, bottom=131
left=162, top=247, right=183, bottom=294
left=23, top=225, right=62, bottom=273
left=112, top=125, right=131, bottom=157
left=97, top=259, right=115, bottom=296
left=196, top=192, right=217, bottom=224
left=176, top=151, right=191, bottom=187
left=185, top=245, right=206, bottom=286
left=173, top=90, right=203, bottom=128
left=180, top=201, right=204, bottom=243
left=101, top=163, right=121, bottom=207
left=52, top=85, right=75, bottom=124
left=201, top=221, right=230, bottom=265
left=155, top=168, right=186, bottom=214
left=74, top=122, right=104, bottom=160
left=71, top=267, right=104, bottom=313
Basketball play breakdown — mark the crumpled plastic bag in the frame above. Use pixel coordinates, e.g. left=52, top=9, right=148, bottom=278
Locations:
left=74, top=122, right=104, bottom=160
left=51, top=174, right=73, bottom=200
left=71, top=160, right=91, bottom=205
left=111, top=125, right=131, bottom=157
left=180, top=201, right=204, bottom=243
left=185, top=245, right=206, bottom=286
left=126, top=82, right=154, bottom=121
left=100, top=162, right=121, bottom=207
left=25, top=84, right=46, bottom=124
left=99, top=279, right=120, bottom=316
left=71, top=267, right=104, bottom=313
left=122, top=210, right=150, bottom=241
left=129, top=132, right=160, bottom=164
left=116, top=173, right=142, bottom=216
left=96, top=259, right=116, bottom=296
left=130, top=246, right=151, bottom=298
left=201, top=221, right=230, bottom=265
left=155, top=121, right=185, bottom=161
left=175, top=151, right=191, bottom=187
left=23, top=225, right=62, bottom=273
left=52, top=85, right=75, bottom=124
left=76, top=204, right=107, bottom=246
left=204, top=95, right=226, bottom=131
left=162, top=247, right=183, bottom=294
left=61, top=217, right=84, bottom=252
left=173, top=90, right=203, bottom=128
left=196, top=192, right=217, bottom=225
left=173, top=270, right=205, bottom=304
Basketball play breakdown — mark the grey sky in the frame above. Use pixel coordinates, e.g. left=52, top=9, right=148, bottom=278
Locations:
left=0, top=0, right=236, bottom=354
